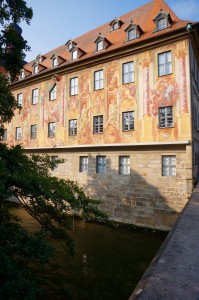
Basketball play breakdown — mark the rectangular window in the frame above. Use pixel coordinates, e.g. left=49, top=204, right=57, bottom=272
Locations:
left=96, top=155, right=106, bottom=173
left=30, top=124, right=37, bottom=139
left=51, top=156, right=58, bottom=172
left=32, top=88, right=38, bottom=104
left=122, top=62, right=134, bottom=84
left=159, top=106, right=173, bottom=128
left=48, top=122, right=55, bottom=137
left=69, top=119, right=77, bottom=136
left=158, top=51, right=172, bottom=76
left=93, top=115, right=103, bottom=133
left=128, top=29, right=136, bottom=41
left=122, top=111, right=134, bottom=131
left=97, top=40, right=104, bottom=51
left=94, top=70, right=104, bottom=90
left=17, top=93, right=23, bottom=107
left=1, top=129, right=7, bottom=141
left=80, top=156, right=88, bottom=173
left=49, top=84, right=56, bottom=100
left=119, top=156, right=130, bottom=175
left=162, top=155, right=176, bottom=176
left=72, top=50, right=78, bottom=60
left=70, top=77, right=78, bottom=95
left=16, top=127, right=21, bottom=140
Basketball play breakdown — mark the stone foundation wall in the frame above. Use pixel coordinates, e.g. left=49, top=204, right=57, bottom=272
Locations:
left=27, top=144, right=190, bottom=230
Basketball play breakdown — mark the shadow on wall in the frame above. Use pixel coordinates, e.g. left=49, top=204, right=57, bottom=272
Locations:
left=82, top=156, right=182, bottom=231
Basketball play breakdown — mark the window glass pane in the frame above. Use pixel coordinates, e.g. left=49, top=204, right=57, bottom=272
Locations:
left=123, top=62, right=134, bottom=84
left=96, top=156, right=106, bottom=173
left=72, top=50, right=77, bottom=59
left=162, top=155, right=176, bottom=176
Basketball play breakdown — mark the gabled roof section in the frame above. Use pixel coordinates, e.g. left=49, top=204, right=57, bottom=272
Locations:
left=21, top=0, right=196, bottom=79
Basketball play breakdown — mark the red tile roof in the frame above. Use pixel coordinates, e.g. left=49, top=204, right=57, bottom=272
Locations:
left=23, top=0, right=194, bottom=75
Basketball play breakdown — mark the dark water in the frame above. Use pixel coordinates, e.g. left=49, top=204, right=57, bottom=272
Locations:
left=12, top=207, right=167, bottom=300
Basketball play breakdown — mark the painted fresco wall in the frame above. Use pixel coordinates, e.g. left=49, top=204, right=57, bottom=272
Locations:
left=7, top=39, right=191, bottom=148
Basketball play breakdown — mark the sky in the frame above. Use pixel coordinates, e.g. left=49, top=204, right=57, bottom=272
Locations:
left=20, top=0, right=199, bottom=62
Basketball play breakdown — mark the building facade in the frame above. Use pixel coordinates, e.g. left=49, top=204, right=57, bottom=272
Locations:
left=3, top=0, right=199, bottom=230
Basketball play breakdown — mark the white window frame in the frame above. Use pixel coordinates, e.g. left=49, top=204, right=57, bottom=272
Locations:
left=72, top=50, right=78, bottom=60
left=157, top=18, right=167, bottom=30
left=80, top=156, right=88, bottom=173
left=128, top=29, right=136, bottom=41
left=32, top=88, right=38, bottom=105
left=159, top=106, right=173, bottom=128
left=122, top=62, right=134, bottom=84
left=122, top=111, right=134, bottom=131
left=48, top=122, right=56, bottom=137
left=119, top=156, right=130, bottom=175
left=49, top=84, right=56, bottom=101
left=17, top=93, right=22, bottom=107
left=97, top=40, right=104, bottom=51
left=94, top=70, right=104, bottom=90
left=52, top=57, right=58, bottom=67
left=30, top=124, right=37, bottom=139
left=16, top=127, right=21, bottom=140
left=19, top=70, right=25, bottom=79
left=96, top=155, right=106, bottom=173
left=113, top=22, right=119, bottom=30
left=69, top=119, right=77, bottom=136
left=33, top=64, right=38, bottom=74
left=162, top=155, right=176, bottom=177
left=93, top=115, right=103, bottom=133
left=70, top=77, right=78, bottom=96
left=158, top=51, right=172, bottom=76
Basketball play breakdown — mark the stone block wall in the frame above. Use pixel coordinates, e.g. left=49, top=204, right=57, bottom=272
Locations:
left=28, top=144, right=190, bottom=230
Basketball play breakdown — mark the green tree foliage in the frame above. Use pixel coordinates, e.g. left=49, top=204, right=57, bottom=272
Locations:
left=0, top=1, right=107, bottom=298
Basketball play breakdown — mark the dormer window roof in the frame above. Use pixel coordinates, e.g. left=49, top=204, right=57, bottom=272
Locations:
left=109, top=17, right=123, bottom=31
left=153, top=9, right=172, bottom=32
left=94, top=33, right=111, bottom=52
left=124, top=20, right=143, bottom=41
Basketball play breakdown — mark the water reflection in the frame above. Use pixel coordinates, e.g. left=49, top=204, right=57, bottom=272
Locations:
left=11, top=207, right=166, bottom=300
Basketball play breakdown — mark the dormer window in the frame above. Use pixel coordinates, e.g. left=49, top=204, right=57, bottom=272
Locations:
left=36, top=54, right=46, bottom=63
left=157, top=18, right=167, bottom=30
left=113, top=22, right=119, bottom=30
left=72, top=50, right=78, bottom=60
left=94, top=34, right=111, bottom=53
left=66, top=39, right=77, bottom=52
left=97, top=40, right=104, bottom=51
left=109, top=18, right=123, bottom=31
left=32, top=61, right=47, bottom=75
left=128, top=29, right=136, bottom=41
left=33, top=64, right=38, bottom=74
left=19, top=69, right=25, bottom=79
left=153, top=10, right=172, bottom=32
left=52, top=57, right=58, bottom=67
left=50, top=53, right=65, bottom=67
left=68, top=43, right=72, bottom=50
left=124, top=21, right=143, bottom=42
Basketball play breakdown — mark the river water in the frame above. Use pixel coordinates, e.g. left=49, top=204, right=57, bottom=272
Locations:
left=11, top=207, right=167, bottom=300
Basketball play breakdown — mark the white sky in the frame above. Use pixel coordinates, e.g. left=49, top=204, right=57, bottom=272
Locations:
left=20, top=0, right=199, bottom=62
